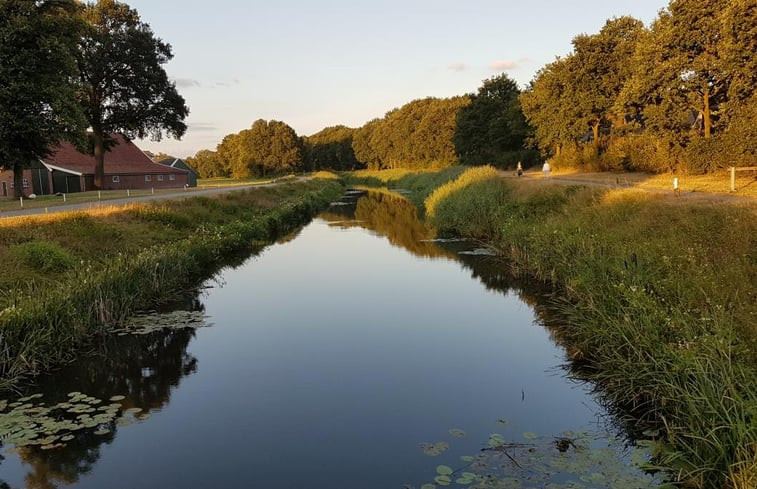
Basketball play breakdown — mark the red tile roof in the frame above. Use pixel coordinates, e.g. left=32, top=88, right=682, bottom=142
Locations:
left=44, top=134, right=187, bottom=176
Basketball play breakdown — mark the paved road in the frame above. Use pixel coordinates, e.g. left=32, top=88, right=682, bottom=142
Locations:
left=502, top=171, right=756, bottom=204
left=0, top=178, right=308, bottom=219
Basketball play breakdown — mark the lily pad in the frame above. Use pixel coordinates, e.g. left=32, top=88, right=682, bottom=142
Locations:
left=523, top=432, right=538, bottom=440
left=448, top=428, right=466, bottom=438
left=436, top=465, right=453, bottom=475
left=109, top=395, right=125, bottom=402
left=434, top=475, right=451, bottom=486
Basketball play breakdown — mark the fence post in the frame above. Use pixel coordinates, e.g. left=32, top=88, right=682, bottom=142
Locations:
left=127, top=189, right=130, bottom=197
left=20, top=197, right=23, bottom=208
left=98, top=190, right=101, bottom=201
left=730, top=166, right=736, bottom=192
left=63, top=193, right=66, bottom=203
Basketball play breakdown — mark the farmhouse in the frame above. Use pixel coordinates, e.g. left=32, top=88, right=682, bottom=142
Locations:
left=0, top=134, right=189, bottom=197
left=157, top=158, right=198, bottom=187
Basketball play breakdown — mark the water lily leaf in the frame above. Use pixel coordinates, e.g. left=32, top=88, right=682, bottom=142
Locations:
left=136, top=413, right=150, bottom=421
left=61, top=435, right=74, bottom=442
left=109, top=395, right=125, bottom=402
left=455, top=478, right=473, bottom=485
left=67, top=392, right=81, bottom=398
left=460, top=456, right=474, bottom=462
left=94, top=429, right=111, bottom=436
left=448, top=428, right=466, bottom=438
left=436, top=465, right=453, bottom=475
left=523, top=432, right=538, bottom=440
left=124, top=407, right=142, bottom=415
left=496, top=418, right=509, bottom=426
left=434, top=475, right=451, bottom=486
left=420, top=485, right=436, bottom=489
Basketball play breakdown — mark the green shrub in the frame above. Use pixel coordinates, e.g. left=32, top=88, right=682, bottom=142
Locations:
left=11, top=241, right=76, bottom=273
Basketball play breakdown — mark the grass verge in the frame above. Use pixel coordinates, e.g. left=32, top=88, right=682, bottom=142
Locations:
left=0, top=179, right=344, bottom=390
left=398, top=170, right=757, bottom=489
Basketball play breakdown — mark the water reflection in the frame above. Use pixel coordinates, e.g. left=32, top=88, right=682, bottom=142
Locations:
left=4, top=303, right=201, bottom=488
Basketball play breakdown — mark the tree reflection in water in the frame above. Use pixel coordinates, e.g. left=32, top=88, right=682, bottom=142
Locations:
left=6, top=298, right=202, bottom=489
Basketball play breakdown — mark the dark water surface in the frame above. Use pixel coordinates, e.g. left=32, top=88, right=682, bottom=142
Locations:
left=0, top=191, right=653, bottom=488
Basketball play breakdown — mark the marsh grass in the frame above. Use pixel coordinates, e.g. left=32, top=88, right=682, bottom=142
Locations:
left=0, top=180, right=344, bottom=390
left=417, top=173, right=756, bottom=488
left=424, top=166, right=499, bottom=218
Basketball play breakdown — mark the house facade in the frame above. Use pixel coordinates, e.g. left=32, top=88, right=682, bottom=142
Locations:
left=0, top=134, right=189, bottom=196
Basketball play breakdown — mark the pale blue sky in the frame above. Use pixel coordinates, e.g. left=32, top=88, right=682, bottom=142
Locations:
left=130, top=0, right=666, bottom=157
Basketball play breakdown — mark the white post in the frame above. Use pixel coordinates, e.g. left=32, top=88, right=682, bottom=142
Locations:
left=730, top=166, right=736, bottom=192
left=63, top=193, right=66, bottom=203
left=45, top=207, right=48, bottom=214
left=127, top=189, right=130, bottom=197
left=151, top=187, right=154, bottom=195
left=98, top=190, right=101, bottom=201
left=19, top=197, right=23, bottom=208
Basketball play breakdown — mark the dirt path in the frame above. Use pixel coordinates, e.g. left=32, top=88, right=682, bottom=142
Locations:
left=501, top=170, right=756, bottom=204
left=0, top=177, right=310, bottom=220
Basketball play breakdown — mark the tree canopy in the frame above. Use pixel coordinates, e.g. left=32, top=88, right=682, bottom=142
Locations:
left=454, top=74, right=530, bottom=166
left=214, top=120, right=304, bottom=178
left=0, top=0, right=86, bottom=197
left=304, top=126, right=361, bottom=171
left=77, top=0, right=188, bottom=188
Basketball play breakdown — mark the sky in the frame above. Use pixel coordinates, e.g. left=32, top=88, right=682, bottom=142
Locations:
left=129, top=0, right=667, bottom=158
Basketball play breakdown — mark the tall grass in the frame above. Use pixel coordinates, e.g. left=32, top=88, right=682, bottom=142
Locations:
left=424, top=165, right=499, bottom=217
left=0, top=180, right=344, bottom=390
left=422, top=174, right=756, bottom=488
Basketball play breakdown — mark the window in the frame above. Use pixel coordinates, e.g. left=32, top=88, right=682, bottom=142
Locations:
left=169, top=174, right=176, bottom=181
left=145, top=175, right=152, bottom=182
left=157, top=175, right=164, bottom=181
left=22, top=178, right=29, bottom=188
left=112, top=175, right=120, bottom=183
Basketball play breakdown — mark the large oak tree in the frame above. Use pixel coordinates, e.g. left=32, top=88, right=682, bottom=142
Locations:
left=77, top=0, right=188, bottom=189
left=0, top=0, right=86, bottom=198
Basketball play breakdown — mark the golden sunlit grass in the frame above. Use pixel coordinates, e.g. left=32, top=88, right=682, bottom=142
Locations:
left=0, top=188, right=186, bottom=212
left=424, top=165, right=499, bottom=217
left=0, top=204, right=145, bottom=228
left=311, top=170, right=339, bottom=179
left=350, top=168, right=432, bottom=182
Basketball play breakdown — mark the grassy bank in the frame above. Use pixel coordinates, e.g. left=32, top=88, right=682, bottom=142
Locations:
left=364, top=168, right=756, bottom=489
left=0, top=179, right=343, bottom=390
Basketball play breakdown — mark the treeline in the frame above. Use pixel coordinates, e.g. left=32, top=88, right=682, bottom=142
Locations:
left=189, top=0, right=755, bottom=177
left=521, top=0, right=757, bottom=173
left=188, top=74, right=532, bottom=178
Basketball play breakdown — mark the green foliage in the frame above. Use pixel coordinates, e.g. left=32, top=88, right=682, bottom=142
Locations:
left=352, top=97, right=471, bottom=170
left=11, top=241, right=76, bottom=273
left=454, top=74, right=530, bottom=167
left=215, top=119, right=304, bottom=178
left=0, top=0, right=87, bottom=198
left=304, top=125, right=362, bottom=171
left=424, top=166, right=499, bottom=218
left=185, top=149, right=227, bottom=178
left=77, top=0, right=189, bottom=188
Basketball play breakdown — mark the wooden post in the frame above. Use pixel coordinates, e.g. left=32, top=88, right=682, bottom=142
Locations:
left=730, top=166, right=736, bottom=192
left=63, top=193, right=66, bottom=203
left=98, top=190, right=101, bottom=201
left=127, top=189, right=130, bottom=197
left=20, top=197, right=23, bottom=208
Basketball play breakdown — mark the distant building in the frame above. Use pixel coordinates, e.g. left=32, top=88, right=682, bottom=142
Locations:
left=0, top=134, right=189, bottom=196
left=157, top=158, right=198, bottom=187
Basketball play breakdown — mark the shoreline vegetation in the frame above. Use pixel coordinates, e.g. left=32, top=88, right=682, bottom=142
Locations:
left=347, top=167, right=756, bottom=489
left=0, top=178, right=343, bottom=391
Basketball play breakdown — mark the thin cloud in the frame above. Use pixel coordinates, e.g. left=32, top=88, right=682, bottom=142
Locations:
left=447, top=62, right=468, bottom=72
left=490, top=60, right=517, bottom=71
left=188, top=123, right=218, bottom=132
left=174, top=78, right=201, bottom=88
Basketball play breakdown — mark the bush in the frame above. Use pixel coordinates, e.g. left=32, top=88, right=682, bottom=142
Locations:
left=11, top=241, right=76, bottom=273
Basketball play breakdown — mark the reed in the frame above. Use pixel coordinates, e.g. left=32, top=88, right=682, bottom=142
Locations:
left=422, top=174, right=756, bottom=488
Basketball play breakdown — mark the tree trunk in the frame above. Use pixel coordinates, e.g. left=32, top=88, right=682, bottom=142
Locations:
left=92, top=128, right=105, bottom=190
left=592, top=122, right=600, bottom=148
left=13, top=162, right=24, bottom=199
left=703, top=85, right=711, bottom=139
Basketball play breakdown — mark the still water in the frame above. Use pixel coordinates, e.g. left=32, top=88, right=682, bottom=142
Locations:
left=0, top=191, right=653, bottom=488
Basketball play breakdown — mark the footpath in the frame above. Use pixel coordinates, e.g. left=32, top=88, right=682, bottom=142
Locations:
left=501, top=170, right=757, bottom=204
left=0, top=178, right=309, bottom=220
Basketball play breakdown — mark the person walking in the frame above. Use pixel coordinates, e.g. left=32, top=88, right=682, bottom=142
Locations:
left=542, top=160, right=551, bottom=179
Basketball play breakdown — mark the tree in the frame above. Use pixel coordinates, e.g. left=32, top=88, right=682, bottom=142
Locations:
left=454, top=73, right=529, bottom=165
left=0, top=0, right=86, bottom=198
left=571, top=17, right=644, bottom=149
left=304, top=126, right=361, bottom=171
left=622, top=0, right=726, bottom=141
left=222, top=120, right=304, bottom=178
left=186, top=150, right=225, bottom=178
left=77, top=0, right=188, bottom=189
left=520, top=56, right=585, bottom=157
